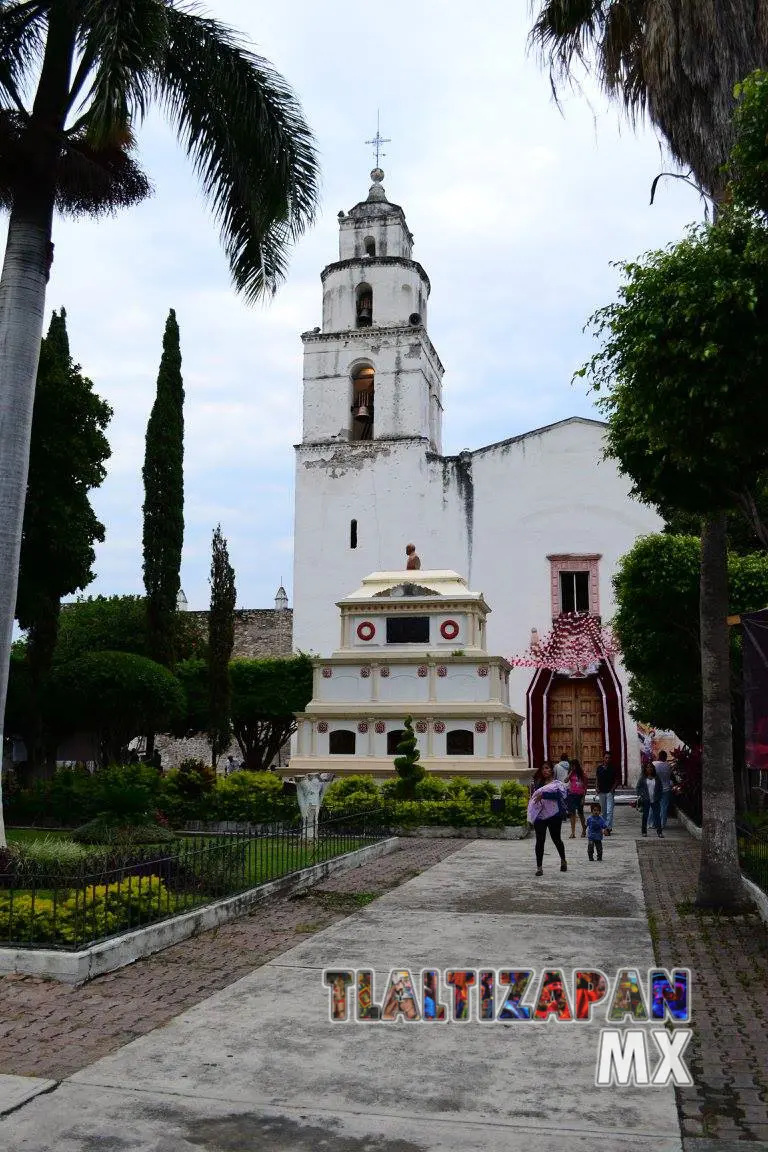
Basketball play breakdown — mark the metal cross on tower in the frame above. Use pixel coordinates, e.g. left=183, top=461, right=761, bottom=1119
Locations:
left=365, top=113, right=390, bottom=167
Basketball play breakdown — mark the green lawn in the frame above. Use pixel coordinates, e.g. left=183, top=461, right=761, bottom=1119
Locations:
left=6, top=828, right=371, bottom=890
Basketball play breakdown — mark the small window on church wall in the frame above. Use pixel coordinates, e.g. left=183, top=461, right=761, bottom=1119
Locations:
left=329, top=730, right=356, bottom=755
left=447, top=729, right=474, bottom=756
left=386, top=616, right=430, bottom=644
left=387, top=730, right=406, bottom=755
left=350, top=519, right=358, bottom=548
left=364, top=236, right=376, bottom=257
left=560, top=571, right=590, bottom=614
left=351, top=365, right=374, bottom=443
left=356, top=283, right=373, bottom=328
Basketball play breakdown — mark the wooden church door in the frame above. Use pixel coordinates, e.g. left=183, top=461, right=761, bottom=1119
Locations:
left=547, top=677, right=604, bottom=780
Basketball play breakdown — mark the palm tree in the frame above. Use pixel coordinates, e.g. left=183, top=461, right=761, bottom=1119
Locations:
left=0, top=1, right=319, bottom=847
left=530, top=0, right=768, bottom=909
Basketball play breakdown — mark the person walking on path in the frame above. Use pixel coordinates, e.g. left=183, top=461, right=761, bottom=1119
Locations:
left=528, top=762, right=568, bottom=876
left=554, top=754, right=570, bottom=783
left=650, top=751, right=673, bottom=830
left=596, top=751, right=617, bottom=835
left=586, top=801, right=607, bottom=861
left=636, top=763, right=664, bottom=837
left=566, top=759, right=588, bottom=838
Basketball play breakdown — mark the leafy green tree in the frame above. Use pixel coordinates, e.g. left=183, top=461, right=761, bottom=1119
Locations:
left=393, top=716, right=425, bottom=799
left=530, top=0, right=768, bottom=913
left=732, top=69, right=768, bottom=213
left=53, top=595, right=206, bottom=666
left=0, top=2, right=319, bottom=847
left=583, top=214, right=768, bottom=908
left=613, top=536, right=768, bottom=749
left=229, top=656, right=313, bottom=772
left=14, top=308, right=111, bottom=776
left=142, top=309, right=184, bottom=669
left=46, top=651, right=184, bottom=768
left=207, top=526, right=236, bottom=764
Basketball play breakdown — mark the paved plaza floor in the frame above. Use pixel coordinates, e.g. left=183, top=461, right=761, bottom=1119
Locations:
left=0, top=811, right=766, bottom=1151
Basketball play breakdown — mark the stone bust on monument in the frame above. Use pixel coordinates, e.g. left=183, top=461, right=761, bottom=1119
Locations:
left=405, top=543, right=421, bottom=571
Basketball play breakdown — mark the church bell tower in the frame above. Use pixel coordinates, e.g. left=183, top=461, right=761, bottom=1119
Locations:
left=299, top=168, right=444, bottom=449
left=293, top=168, right=449, bottom=657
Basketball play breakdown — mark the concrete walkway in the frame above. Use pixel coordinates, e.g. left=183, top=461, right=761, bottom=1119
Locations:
left=1, top=809, right=684, bottom=1151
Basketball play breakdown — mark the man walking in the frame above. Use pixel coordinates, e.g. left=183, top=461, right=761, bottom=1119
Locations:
left=554, top=753, right=570, bottom=783
left=651, top=750, right=673, bottom=830
left=596, top=751, right=617, bottom=835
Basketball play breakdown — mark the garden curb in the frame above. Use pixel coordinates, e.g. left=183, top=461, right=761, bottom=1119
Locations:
left=676, top=807, right=768, bottom=925
left=394, top=825, right=529, bottom=839
left=0, top=836, right=401, bottom=986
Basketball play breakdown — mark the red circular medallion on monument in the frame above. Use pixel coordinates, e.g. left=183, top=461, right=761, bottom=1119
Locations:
left=357, top=621, right=376, bottom=642
left=440, top=619, right=459, bottom=640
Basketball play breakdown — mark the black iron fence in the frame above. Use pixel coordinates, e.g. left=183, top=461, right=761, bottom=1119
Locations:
left=0, top=810, right=388, bottom=951
left=737, top=824, right=768, bottom=896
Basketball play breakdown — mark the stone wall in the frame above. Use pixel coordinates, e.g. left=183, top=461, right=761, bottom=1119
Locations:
left=185, top=608, right=293, bottom=659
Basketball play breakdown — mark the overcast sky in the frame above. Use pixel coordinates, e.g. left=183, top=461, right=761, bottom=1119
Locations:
left=11, top=1, right=700, bottom=611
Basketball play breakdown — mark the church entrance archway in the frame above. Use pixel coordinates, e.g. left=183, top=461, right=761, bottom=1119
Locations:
left=547, top=677, right=604, bottom=779
left=526, top=662, right=627, bottom=784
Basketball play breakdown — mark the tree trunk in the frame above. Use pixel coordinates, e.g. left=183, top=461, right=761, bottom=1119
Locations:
left=0, top=205, right=52, bottom=847
left=696, top=513, right=751, bottom=910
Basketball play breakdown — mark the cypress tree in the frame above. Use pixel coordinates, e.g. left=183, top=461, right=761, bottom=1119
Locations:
left=208, top=524, right=237, bottom=765
left=142, top=309, right=184, bottom=668
left=16, top=308, right=112, bottom=775
left=393, top=716, right=425, bottom=799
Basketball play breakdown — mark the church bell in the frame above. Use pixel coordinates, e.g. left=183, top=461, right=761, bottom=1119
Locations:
left=353, top=402, right=371, bottom=422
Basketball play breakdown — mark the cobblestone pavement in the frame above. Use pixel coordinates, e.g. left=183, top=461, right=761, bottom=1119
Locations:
left=638, top=836, right=768, bottom=1148
left=0, top=837, right=463, bottom=1081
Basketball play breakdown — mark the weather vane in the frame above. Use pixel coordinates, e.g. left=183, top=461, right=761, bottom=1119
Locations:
left=365, top=112, right=390, bottom=168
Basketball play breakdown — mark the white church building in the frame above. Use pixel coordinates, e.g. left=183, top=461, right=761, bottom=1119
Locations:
left=292, top=168, right=661, bottom=784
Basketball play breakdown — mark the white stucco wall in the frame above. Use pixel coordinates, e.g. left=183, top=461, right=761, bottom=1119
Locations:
left=294, top=418, right=661, bottom=782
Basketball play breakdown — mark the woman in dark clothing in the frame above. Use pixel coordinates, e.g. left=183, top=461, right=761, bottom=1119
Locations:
left=528, top=762, right=568, bottom=876
left=636, top=763, right=663, bottom=837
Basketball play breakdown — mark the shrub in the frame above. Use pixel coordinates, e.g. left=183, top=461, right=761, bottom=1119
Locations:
left=0, top=874, right=171, bottom=945
left=90, top=764, right=162, bottom=821
left=71, top=817, right=176, bottom=846
left=214, top=771, right=297, bottom=824
left=413, top=775, right=448, bottom=801
left=324, top=775, right=379, bottom=804
left=5, top=765, right=98, bottom=828
left=159, top=759, right=217, bottom=825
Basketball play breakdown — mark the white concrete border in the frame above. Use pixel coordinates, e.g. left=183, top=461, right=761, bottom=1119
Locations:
left=0, top=836, right=400, bottom=986
left=676, top=807, right=768, bottom=925
left=396, top=824, right=529, bottom=839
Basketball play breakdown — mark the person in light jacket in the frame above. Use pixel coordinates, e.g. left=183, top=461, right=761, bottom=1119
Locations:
left=528, top=762, right=568, bottom=876
left=636, top=763, right=664, bottom=838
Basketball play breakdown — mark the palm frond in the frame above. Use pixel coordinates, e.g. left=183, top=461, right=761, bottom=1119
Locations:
left=74, top=0, right=167, bottom=143
left=0, top=0, right=49, bottom=113
left=158, top=5, right=319, bottom=301
left=530, top=0, right=768, bottom=198
left=529, top=0, right=606, bottom=82
left=0, top=109, right=150, bottom=213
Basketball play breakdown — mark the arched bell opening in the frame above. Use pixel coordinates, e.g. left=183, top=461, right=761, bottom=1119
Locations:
left=350, top=364, right=375, bottom=442
left=355, top=282, right=373, bottom=328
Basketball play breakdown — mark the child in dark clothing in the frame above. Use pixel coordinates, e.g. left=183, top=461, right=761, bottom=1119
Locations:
left=586, top=801, right=607, bottom=861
